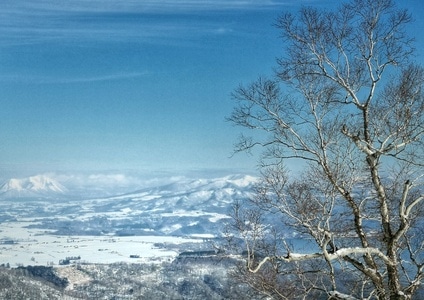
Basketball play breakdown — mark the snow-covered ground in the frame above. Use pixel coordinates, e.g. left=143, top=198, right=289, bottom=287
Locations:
left=0, top=221, right=202, bottom=267
left=0, top=174, right=258, bottom=267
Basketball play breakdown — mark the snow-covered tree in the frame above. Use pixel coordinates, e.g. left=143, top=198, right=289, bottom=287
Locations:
left=228, top=0, right=423, bottom=299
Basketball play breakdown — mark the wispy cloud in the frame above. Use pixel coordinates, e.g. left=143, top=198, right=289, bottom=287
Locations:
left=0, top=71, right=149, bottom=84
left=50, top=171, right=191, bottom=196
left=0, top=0, right=292, bottom=46
left=4, top=1, right=292, bottom=14
left=50, top=72, right=150, bottom=84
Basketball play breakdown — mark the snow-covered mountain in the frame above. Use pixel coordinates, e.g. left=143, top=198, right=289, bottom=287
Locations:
left=0, top=175, right=67, bottom=198
left=0, top=173, right=258, bottom=237
left=0, top=173, right=257, bottom=200
left=115, top=174, right=257, bottom=200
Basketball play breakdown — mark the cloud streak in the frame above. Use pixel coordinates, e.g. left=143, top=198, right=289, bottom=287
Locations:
left=5, top=1, right=292, bottom=14
left=0, top=0, right=293, bottom=46
left=49, top=171, right=196, bottom=197
left=0, top=71, right=149, bottom=84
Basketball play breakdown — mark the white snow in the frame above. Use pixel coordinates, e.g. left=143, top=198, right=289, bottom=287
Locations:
left=0, top=222, right=202, bottom=267
left=226, top=175, right=258, bottom=187
left=0, top=175, right=67, bottom=195
left=0, top=173, right=258, bottom=267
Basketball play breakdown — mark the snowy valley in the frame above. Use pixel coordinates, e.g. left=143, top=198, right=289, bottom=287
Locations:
left=0, top=174, right=257, bottom=265
left=0, top=174, right=260, bottom=299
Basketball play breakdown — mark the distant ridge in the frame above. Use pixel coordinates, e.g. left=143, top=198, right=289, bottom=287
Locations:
left=0, top=173, right=258, bottom=201
left=108, top=174, right=258, bottom=200
left=0, top=173, right=258, bottom=237
left=0, top=175, right=67, bottom=198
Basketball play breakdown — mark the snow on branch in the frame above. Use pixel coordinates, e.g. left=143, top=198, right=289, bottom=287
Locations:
left=248, top=247, right=393, bottom=274
left=328, top=291, right=360, bottom=300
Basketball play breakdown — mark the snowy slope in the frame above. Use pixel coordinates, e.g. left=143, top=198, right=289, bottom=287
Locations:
left=0, top=175, right=67, bottom=198
left=79, top=174, right=259, bottom=236
left=0, top=174, right=258, bottom=237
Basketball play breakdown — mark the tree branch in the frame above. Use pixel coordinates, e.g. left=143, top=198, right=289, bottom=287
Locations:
left=248, top=246, right=393, bottom=274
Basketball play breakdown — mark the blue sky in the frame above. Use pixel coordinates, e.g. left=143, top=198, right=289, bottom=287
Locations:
left=0, top=0, right=423, bottom=178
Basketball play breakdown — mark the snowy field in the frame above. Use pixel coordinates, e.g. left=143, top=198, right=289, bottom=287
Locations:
left=0, top=222, right=202, bottom=267
left=0, top=175, right=258, bottom=267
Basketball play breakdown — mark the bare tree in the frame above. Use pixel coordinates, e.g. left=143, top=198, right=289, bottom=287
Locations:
left=227, top=0, right=423, bottom=299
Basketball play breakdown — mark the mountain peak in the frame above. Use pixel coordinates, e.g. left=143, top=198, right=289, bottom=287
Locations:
left=0, top=175, right=67, bottom=198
